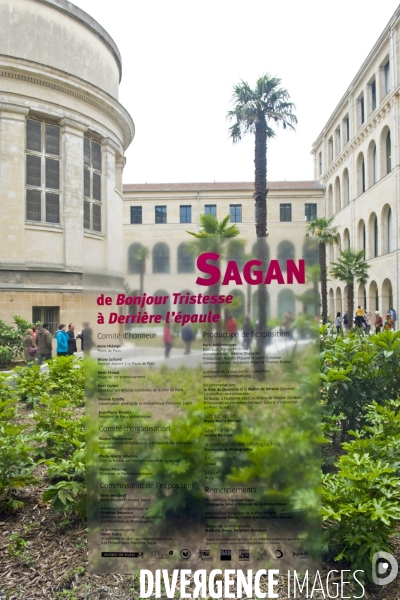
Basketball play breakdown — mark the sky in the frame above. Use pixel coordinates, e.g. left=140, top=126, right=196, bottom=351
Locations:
left=73, top=0, right=400, bottom=184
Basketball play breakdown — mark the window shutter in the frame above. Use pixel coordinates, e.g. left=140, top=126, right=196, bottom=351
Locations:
left=45, top=124, right=60, bottom=156
left=26, top=119, right=41, bottom=152
left=84, top=200, right=91, bottom=229
left=84, top=137, right=91, bottom=167
left=92, top=204, right=101, bottom=232
left=93, top=172, right=101, bottom=201
left=26, top=189, right=41, bottom=221
left=26, top=154, right=41, bottom=187
left=92, top=141, right=101, bottom=171
left=45, top=158, right=60, bottom=190
left=84, top=168, right=91, bottom=198
left=45, top=193, right=60, bottom=223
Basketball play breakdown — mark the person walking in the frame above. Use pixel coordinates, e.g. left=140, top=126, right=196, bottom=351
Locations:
left=389, top=306, right=397, bottom=331
left=23, top=328, right=37, bottom=365
left=335, top=312, right=342, bottom=334
left=36, top=322, right=53, bottom=364
left=364, top=311, right=372, bottom=335
left=242, top=315, right=252, bottom=349
left=181, top=324, right=195, bottom=355
left=355, top=306, right=364, bottom=328
left=163, top=323, right=172, bottom=358
left=77, top=322, right=94, bottom=354
left=56, top=324, right=69, bottom=356
left=67, top=323, right=77, bottom=355
left=384, top=313, right=395, bottom=331
left=343, top=311, right=349, bottom=332
left=375, top=311, right=383, bottom=334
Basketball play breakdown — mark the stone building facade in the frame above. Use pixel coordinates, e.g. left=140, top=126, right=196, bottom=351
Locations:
left=0, top=0, right=134, bottom=331
left=122, top=182, right=323, bottom=320
left=311, top=6, right=400, bottom=320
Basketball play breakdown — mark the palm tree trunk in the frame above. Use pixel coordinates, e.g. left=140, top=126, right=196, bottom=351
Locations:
left=320, top=242, right=327, bottom=323
left=348, top=284, right=354, bottom=330
left=254, top=117, right=267, bottom=237
left=254, top=116, right=268, bottom=382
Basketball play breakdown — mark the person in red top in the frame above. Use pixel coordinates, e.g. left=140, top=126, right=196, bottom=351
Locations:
left=163, top=324, right=172, bottom=358
left=375, top=311, right=383, bottom=333
left=226, top=315, right=238, bottom=336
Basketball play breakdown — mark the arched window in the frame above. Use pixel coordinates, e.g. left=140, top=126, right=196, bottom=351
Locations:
left=342, top=169, right=350, bottom=206
left=357, top=220, right=366, bottom=257
left=177, top=243, right=194, bottom=273
left=343, top=228, right=350, bottom=250
left=334, top=176, right=341, bottom=212
left=374, top=216, right=378, bottom=257
left=388, top=207, right=393, bottom=252
left=327, top=184, right=333, bottom=217
left=373, top=145, right=377, bottom=183
left=128, top=243, right=147, bottom=274
left=180, top=290, right=196, bottom=315
left=153, top=289, right=170, bottom=319
left=386, top=130, right=392, bottom=174
left=152, top=243, right=170, bottom=273
left=367, top=141, right=377, bottom=187
left=277, top=289, right=295, bottom=320
left=228, top=290, right=246, bottom=319
left=357, top=152, right=365, bottom=195
left=277, top=240, right=295, bottom=272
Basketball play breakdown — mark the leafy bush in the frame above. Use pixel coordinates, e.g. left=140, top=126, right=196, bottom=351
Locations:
left=43, top=445, right=86, bottom=518
left=0, top=376, right=37, bottom=511
left=0, top=315, right=39, bottom=362
left=321, top=329, right=400, bottom=440
left=322, top=398, right=400, bottom=580
left=34, top=393, right=84, bottom=459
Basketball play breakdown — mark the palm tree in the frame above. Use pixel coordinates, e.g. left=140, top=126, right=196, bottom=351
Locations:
left=227, top=74, right=297, bottom=238
left=307, top=216, right=338, bottom=323
left=187, top=213, right=240, bottom=241
left=187, top=213, right=240, bottom=343
left=227, top=75, right=296, bottom=378
left=330, top=249, right=370, bottom=329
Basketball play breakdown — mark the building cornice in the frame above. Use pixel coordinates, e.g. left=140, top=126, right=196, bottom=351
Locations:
left=312, top=5, right=400, bottom=150
left=321, top=92, right=395, bottom=183
left=34, top=0, right=122, bottom=82
left=0, top=56, right=135, bottom=150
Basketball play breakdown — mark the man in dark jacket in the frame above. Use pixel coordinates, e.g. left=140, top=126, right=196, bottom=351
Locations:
left=67, top=323, right=77, bottom=355
left=36, top=323, right=53, bottom=364
left=77, top=322, right=94, bottom=354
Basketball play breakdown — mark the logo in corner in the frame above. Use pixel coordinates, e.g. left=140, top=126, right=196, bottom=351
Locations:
left=372, top=551, right=398, bottom=586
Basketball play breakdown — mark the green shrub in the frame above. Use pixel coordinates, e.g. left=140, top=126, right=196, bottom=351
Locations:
left=0, top=376, right=37, bottom=511
left=322, top=398, right=400, bottom=580
left=43, top=444, right=86, bottom=518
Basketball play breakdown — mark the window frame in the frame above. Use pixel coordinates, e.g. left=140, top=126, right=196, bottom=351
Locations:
left=204, top=204, right=217, bottom=217
left=229, top=204, right=242, bottom=223
left=25, top=118, right=61, bottom=225
left=179, top=205, right=192, bottom=224
left=83, top=136, right=102, bottom=233
left=280, top=203, right=292, bottom=222
left=130, top=206, right=143, bottom=224
left=155, top=205, right=167, bottom=224
left=304, top=203, right=317, bottom=222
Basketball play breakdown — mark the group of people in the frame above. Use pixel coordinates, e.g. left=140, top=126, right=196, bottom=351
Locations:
left=335, top=306, right=397, bottom=334
left=22, top=322, right=94, bottom=365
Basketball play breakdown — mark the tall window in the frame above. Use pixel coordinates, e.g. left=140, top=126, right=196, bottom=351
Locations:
left=318, top=152, right=322, bottom=176
left=180, top=205, right=192, bottom=223
left=328, top=137, right=333, bottom=163
left=26, top=119, right=61, bottom=224
left=388, top=208, right=393, bottom=252
left=384, top=60, right=390, bottom=95
left=386, top=130, right=392, bottom=174
left=373, top=145, right=377, bottom=184
left=371, top=79, right=377, bottom=111
left=335, top=127, right=341, bottom=156
left=343, top=115, right=350, bottom=144
left=280, top=203, right=292, bottom=222
left=84, top=137, right=102, bottom=232
left=230, top=204, right=242, bottom=223
left=374, top=216, right=378, bottom=257
left=130, top=206, right=142, bottom=224
left=359, top=95, right=365, bottom=126
left=204, top=204, right=217, bottom=217
left=155, top=206, right=167, bottom=224
left=305, top=203, right=317, bottom=222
